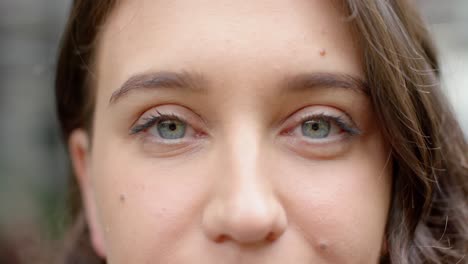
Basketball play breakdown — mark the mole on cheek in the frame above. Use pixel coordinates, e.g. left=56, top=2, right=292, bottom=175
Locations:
left=319, top=241, right=329, bottom=251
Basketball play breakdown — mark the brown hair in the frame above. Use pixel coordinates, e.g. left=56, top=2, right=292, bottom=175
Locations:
left=55, top=1, right=468, bottom=263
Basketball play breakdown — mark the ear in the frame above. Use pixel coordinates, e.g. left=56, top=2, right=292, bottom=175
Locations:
left=69, top=129, right=107, bottom=258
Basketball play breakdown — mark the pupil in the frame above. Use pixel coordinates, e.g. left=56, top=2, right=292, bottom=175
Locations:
left=169, top=123, right=177, bottom=131
left=311, top=122, right=320, bottom=131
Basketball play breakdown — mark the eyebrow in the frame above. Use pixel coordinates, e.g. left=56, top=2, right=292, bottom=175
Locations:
left=109, top=71, right=208, bottom=104
left=109, top=71, right=368, bottom=105
left=281, top=72, right=369, bottom=95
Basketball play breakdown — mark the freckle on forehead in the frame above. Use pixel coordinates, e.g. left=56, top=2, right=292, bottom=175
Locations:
left=119, top=194, right=126, bottom=203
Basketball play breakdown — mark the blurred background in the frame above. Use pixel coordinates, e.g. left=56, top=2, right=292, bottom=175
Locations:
left=0, top=0, right=467, bottom=262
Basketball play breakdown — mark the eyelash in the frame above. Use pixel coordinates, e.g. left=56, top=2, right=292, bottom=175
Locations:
left=291, top=113, right=361, bottom=137
left=129, top=111, right=361, bottom=140
left=129, top=110, right=186, bottom=135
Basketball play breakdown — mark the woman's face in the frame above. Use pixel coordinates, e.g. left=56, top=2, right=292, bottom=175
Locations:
left=70, top=0, right=392, bottom=263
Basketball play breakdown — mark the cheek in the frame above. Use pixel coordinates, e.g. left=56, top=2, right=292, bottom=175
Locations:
left=90, top=144, right=209, bottom=262
left=276, top=139, right=391, bottom=262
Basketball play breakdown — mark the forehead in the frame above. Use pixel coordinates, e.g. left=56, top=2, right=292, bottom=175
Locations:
left=95, top=0, right=362, bottom=96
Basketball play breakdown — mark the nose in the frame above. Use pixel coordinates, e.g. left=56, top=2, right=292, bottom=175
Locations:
left=201, top=127, right=287, bottom=245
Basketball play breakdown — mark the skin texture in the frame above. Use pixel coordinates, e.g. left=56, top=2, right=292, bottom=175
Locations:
left=69, top=0, right=393, bottom=263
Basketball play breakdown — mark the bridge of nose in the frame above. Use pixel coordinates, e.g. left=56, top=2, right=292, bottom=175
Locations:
left=201, top=119, right=287, bottom=244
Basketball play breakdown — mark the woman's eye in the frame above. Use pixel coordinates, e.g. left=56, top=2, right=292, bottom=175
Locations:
left=302, top=118, right=331, bottom=139
left=130, top=112, right=195, bottom=142
left=149, top=119, right=187, bottom=139
left=287, top=112, right=361, bottom=142
left=279, top=110, right=361, bottom=158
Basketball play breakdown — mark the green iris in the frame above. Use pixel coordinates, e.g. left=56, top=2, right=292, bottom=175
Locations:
left=302, top=118, right=330, bottom=139
left=154, top=119, right=186, bottom=139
